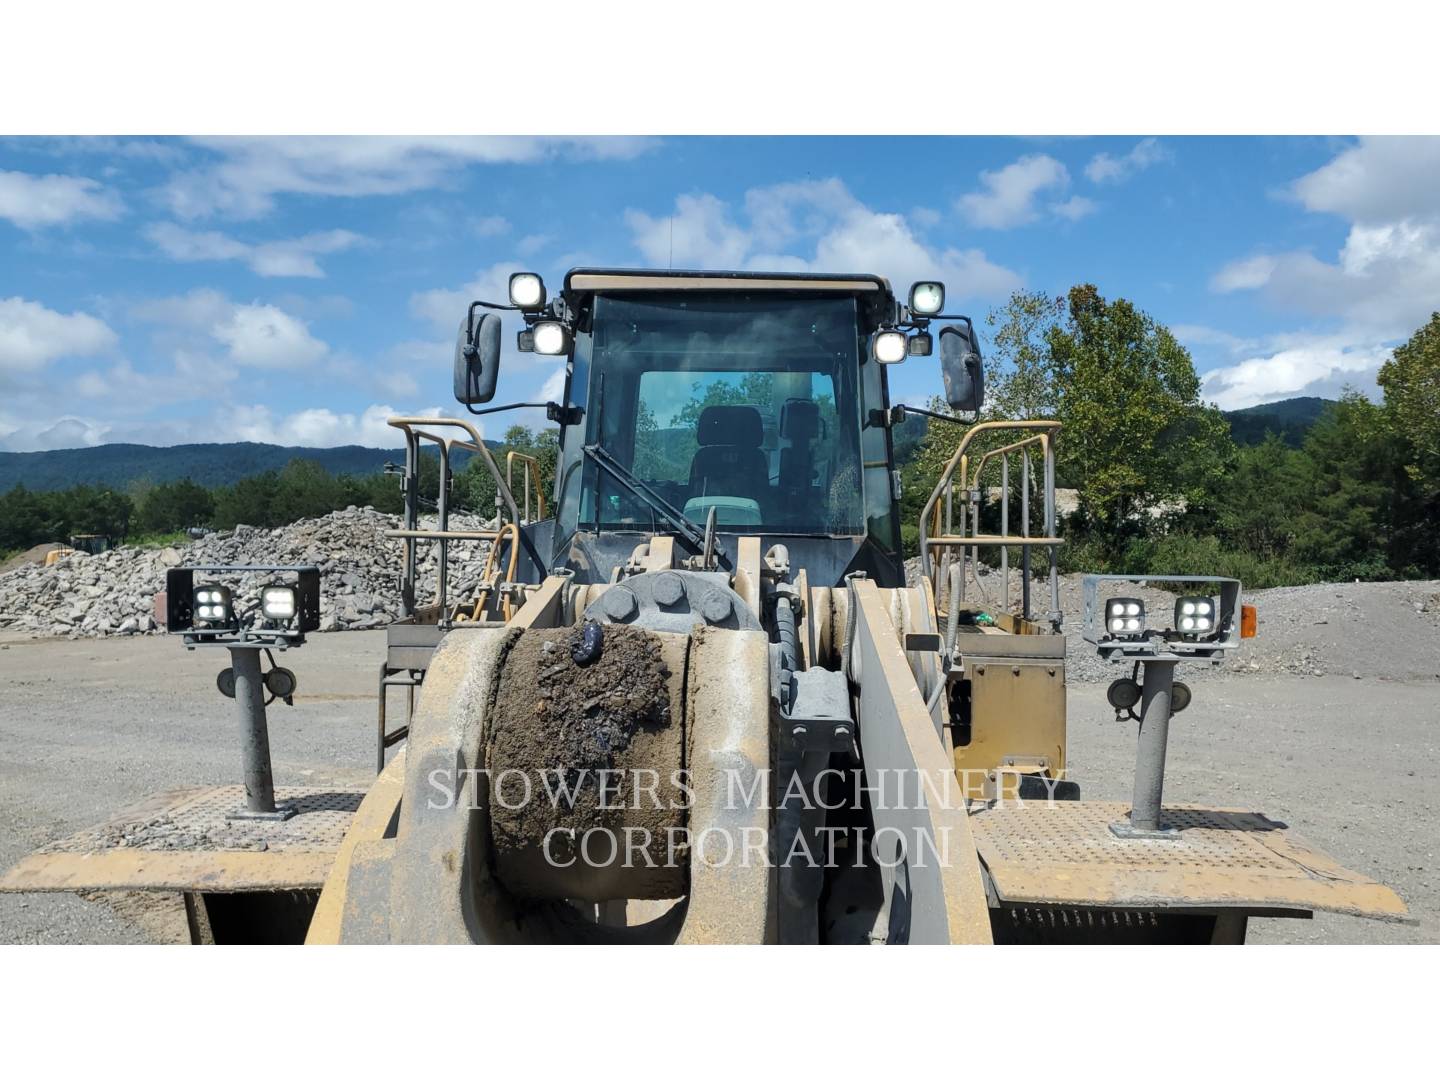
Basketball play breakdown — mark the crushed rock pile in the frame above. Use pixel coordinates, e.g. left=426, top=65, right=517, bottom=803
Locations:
left=0, top=506, right=495, bottom=639
left=904, top=557, right=1440, bottom=683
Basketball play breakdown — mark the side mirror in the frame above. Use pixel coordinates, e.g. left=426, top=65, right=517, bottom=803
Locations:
left=454, top=311, right=502, bottom=404
left=939, top=322, right=984, bottom=414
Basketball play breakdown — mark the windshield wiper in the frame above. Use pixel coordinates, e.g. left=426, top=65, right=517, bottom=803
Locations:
left=583, top=444, right=720, bottom=557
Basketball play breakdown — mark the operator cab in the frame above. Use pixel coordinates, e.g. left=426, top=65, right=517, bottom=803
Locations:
left=454, top=268, right=982, bottom=587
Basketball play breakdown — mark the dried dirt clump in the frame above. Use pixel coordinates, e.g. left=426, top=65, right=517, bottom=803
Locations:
left=486, top=623, right=687, bottom=900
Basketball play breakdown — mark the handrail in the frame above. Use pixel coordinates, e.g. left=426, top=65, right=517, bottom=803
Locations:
left=919, top=419, right=1063, bottom=628
left=385, top=416, right=524, bottom=622
left=506, top=451, right=547, bottom=524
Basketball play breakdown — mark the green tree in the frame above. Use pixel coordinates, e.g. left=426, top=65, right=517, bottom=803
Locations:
left=1378, top=311, right=1440, bottom=489
left=1286, top=391, right=1414, bottom=579
left=138, top=479, right=215, bottom=534
left=1046, top=284, right=1232, bottom=529
left=985, top=290, right=1066, bottom=421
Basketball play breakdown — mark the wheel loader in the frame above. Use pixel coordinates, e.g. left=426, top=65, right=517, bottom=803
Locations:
left=1, top=267, right=1410, bottom=943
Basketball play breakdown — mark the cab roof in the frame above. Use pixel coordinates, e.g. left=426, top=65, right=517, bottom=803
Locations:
left=562, top=266, right=895, bottom=301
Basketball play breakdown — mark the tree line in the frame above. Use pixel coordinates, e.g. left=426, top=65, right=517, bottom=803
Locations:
left=0, top=426, right=559, bottom=555
left=898, top=289, right=1440, bottom=587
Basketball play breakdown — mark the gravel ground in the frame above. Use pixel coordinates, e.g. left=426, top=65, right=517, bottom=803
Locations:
left=1, top=590, right=1436, bottom=944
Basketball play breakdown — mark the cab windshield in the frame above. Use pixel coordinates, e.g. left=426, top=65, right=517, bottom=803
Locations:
left=577, top=292, right=865, bottom=535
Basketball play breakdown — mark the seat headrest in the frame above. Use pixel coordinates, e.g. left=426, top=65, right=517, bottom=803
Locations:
left=780, top=398, right=821, bottom=440
left=697, top=405, right=763, bottom=447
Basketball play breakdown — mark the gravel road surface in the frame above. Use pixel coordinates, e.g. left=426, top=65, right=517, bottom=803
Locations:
left=1, top=605, right=1435, bottom=943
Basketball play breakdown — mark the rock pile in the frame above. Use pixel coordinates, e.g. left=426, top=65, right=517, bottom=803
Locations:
left=0, top=507, right=495, bottom=639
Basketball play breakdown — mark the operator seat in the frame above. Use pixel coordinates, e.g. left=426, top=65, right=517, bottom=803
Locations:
left=690, top=405, right=769, bottom=501
left=778, top=398, right=822, bottom=493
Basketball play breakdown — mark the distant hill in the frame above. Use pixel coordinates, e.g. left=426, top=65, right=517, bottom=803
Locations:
left=0, top=441, right=485, bottom=493
left=1222, top=396, right=1334, bottom=448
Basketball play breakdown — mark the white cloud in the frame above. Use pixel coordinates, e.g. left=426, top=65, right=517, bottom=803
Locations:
left=410, top=262, right=526, bottom=333
left=1085, top=138, right=1172, bottom=184
left=471, top=215, right=510, bottom=238
left=0, top=169, right=124, bottom=229
left=1052, top=195, right=1098, bottom=222
left=0, top=297, right=116, bottom=373
left=0, top=401, right=451, bottom=452
left=1211, top=254, right=1278, bottom=292
left=538, top=362, right=567, bottom=403
left=957, top=154, right=1073, bottom=229
left=227, top=403, right=444, bottom=447
left=624, top=179, right=1023, bottom=300
left=211, top=304, right=329, bottom=368
left=1171, top=324, right=1258, bottom=353
left=132, top=288, right=330, bottom=369
left=1210, top=138, right=1440, bottom=339
left=145, top=222, right=365, bottom=278
left=1290, top=136, right=1440, bottom=222
left=1200, top=333, right=1393, bottom=410
left=159, top=136, right=657, bottom=219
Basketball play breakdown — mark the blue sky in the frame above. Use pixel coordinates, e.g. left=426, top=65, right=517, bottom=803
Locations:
left=2, top=135, right=1436, bottom=451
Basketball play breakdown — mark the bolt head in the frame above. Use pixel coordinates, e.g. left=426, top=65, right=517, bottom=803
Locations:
left=700, top=589, right=732, bottom=623
left=599, top=586, right=637, bottom=620
left=653, top=572, right=684, bottom=606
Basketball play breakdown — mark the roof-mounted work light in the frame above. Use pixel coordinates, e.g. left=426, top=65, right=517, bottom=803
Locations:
left=508, top=272, right=546, bottom=310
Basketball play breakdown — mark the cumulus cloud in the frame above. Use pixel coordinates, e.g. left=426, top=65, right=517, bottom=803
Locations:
left=210, top=304, right=329, bottom=368
left=0, top=401, right=450, bottom=452
left=624, top=179, right=1022, bottom=300
left=145, top=222, right=366, bottom=278
left=0, top=297, right=116, bottom=373
left=1085, top=138, right=1172, bottom=184
left=0, top=169, right=124, bottom=229
left=1200, top=333, right=1393, bottom=410
left=159, top=136, right=657, bottom=219
left=1211, top=254, right=1278, bottom=292
left=1290, top=136, right=1440, bottom=222
left=957, top=154, right=1082, bottom=229
left=226, top=403, right=444, bottom=447
left=1211, top=138, right=1440, bottom=339
left=132, top=287, right=330, bottom=370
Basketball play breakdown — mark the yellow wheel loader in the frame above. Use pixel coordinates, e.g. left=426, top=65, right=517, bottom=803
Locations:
left=2, top=268, right=1409, bottom=943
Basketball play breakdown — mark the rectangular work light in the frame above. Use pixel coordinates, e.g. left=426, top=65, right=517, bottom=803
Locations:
left=192, top=584, right=233, bottom=625
left=1105, top=597, right=1145, bottom=638
left=508, top=272, right=546, bottom=310
left=260, top=585, right=298, bottom=623
left=1175, top=595, right=1216, bottom=637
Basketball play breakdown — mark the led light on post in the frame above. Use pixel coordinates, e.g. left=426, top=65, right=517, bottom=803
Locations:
left=532, top=321, right=570, bottom=356
left=872, top=330, right=907, bottom=364
left=260, top=585, right=297, bottom=622
left=508, top=272, right=545, bottom=310
left=908, top=281, right=945, bottom=316
left=1174, top=596, right=1215, bottom=636
left=192, top=584, right=232, bottom=625
left=1104, top=597, right=1145, bottom=638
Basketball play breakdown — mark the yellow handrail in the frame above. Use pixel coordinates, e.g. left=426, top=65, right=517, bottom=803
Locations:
left=506, top=451, right=547, bottom=523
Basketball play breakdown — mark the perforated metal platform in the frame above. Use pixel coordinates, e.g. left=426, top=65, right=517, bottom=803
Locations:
left=971, top=801, right=1410, bottom=921
left=1, top=786, right=365, bottom=894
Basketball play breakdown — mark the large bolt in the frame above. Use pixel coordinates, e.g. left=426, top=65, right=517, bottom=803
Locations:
left=700, top=589, right=732, bottom=624
left=653, top=572, right=684, bottom=607
left=599, top=586, right=637, bottom=620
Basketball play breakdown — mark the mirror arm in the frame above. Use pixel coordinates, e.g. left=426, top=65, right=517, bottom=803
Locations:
left=465, top=299, right=519, bottom=350
left=462, top=400, right=584, bottom=425
left=893, top=403, right=974, bottom=426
